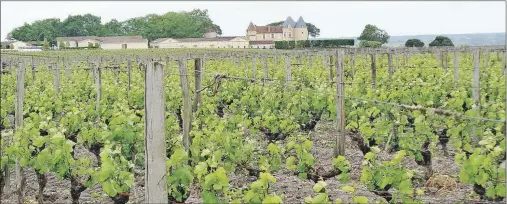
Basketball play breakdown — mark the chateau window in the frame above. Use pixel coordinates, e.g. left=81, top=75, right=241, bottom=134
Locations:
left=284, top=33, right=286, bottom=37
left=289, top=33, right=292, bottom=37
left=271, top=34, right=274, bottom=38
left=263, top=34, right=265, bottom=39
left=302, top=32, right=304, bottom=37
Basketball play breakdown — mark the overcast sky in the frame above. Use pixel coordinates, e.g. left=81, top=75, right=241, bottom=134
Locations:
left=1, top=1, right=505, bottom=40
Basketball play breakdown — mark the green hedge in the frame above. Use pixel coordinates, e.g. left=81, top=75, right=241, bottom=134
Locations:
left=275, top=39, right=354, bottom=49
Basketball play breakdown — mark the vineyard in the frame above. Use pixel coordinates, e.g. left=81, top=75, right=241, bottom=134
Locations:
left=0, top=46, right=506, bottom=204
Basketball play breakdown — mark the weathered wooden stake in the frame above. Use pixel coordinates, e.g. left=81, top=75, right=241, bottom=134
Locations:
left=285, top=55, right=291, bottom=86
left=371, top=53, right=377, bottom=89
left=31, top=57, right=36, bottom=84
left=483, top=50, right=489, bottom=70
left=53, top=63, right=60, bottom=94
left=388, top=52, right=393, bottom=78
left=395, top=53, right=399, bottom=71
left=193, top=58, right=202, bottom=113
left=252, top=57, right=256, bottom=79
left=334, top=50, right=345, bottom=157
left=93, top=62, right=102, bottom=127
left=350, top=54, right=355, bottom=79
left=15, top=60, right=26, bottom=204
left=263, top=56, right=268, bottom=83
left=144, top=61, right=168, bottom=204
left=473, top=49, right=480, bottom=105
left=178, top=59, right=192, bottom=150
left=127, top=60, right=131, bottom=92
left=454, top=50, right=459, bottom=86
left=328, top=55, right=334, bottom=83
left=503, top=51, right=506, bottom=75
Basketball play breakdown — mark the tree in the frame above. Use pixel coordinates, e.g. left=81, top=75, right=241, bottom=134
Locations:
left=358, top=24, right=390, bottom=44
left=267, top=21, right=320, bottom=38
left=94, top=42, right=100, bottom=48
left=429, top=36, right=454, bottom=47
left=101, top=19, right=125, bottom=36
left=88, top=42, right=94, bottom=48
left=405, top=38, right=425, bottom=47
left=6, top=10, right=223, bottom=42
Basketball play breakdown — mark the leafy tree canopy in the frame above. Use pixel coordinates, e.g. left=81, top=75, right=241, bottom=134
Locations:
left=428, top=36, right=454, bottom=47
left=405, top=38, right=425, bottom=47
left=6, top=9, right=222, bottom=44
left=358, top=24, right=390, bottom=44
left=267, top=21, right=320, bottom=38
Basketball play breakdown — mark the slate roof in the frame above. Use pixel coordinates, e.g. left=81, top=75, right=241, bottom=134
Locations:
left=282, top=16, right=296, bottom=28
left=295, top=16, right=307, bottom=28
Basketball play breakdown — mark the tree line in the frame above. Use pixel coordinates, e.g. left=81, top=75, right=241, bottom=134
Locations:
left=6, top=9, right=222, bottom=45
left=357, top=24, right=454, bottom=48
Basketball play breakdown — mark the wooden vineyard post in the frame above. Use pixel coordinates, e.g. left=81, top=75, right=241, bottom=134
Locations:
left=388, top=51, right=393, bottom=79
left=15, top=60, right=26, bottom=203
left=322, top=55, right=327, bottom=68
left=252, top=56, right=256, bottom=79
left=473, top=49, right=480, bottom=105
left=244, top=57, right=248, bottom=73
left=334, top=50, right=345, bottom=157
left=144, top=61, right=168, bottom=204
left=350, top=54, right=355, bottom=79
left=285, top=55, right=291, bottom=86
left=502, top=51, right=506, bottom=75
left=484, top=49, right=489, bottom=70
left=31, top=57, right=36, bottom=84
left=454, top=49, right=460, bottom=86
left=93, top=61, right=102, bottom=127
left=193, top=58, right=202, bottom=113
left=472, top=49, right=481, bottom=146
left=436, top=50, right=442, bottom=69
left=127, top=59, right=131, bottom=92
left=178, top=59, right=192, bottom=151
left=371, top=53, right=377, bottom=89
left=53, top=62, right=60, bottom=94
left=395, top=52, right=399, bottom=71
left=263, top=56, right=268, bottom=83
left=405, top=52, right=409, bottom=68
left=329, top=55, right=334, bottom=83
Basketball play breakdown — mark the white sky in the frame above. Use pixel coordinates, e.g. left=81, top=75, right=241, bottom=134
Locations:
left=1, top=1, right=505, bottom=40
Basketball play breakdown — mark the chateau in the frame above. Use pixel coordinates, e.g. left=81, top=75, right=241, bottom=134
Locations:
left=247, top=16, right=309, bottom=42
